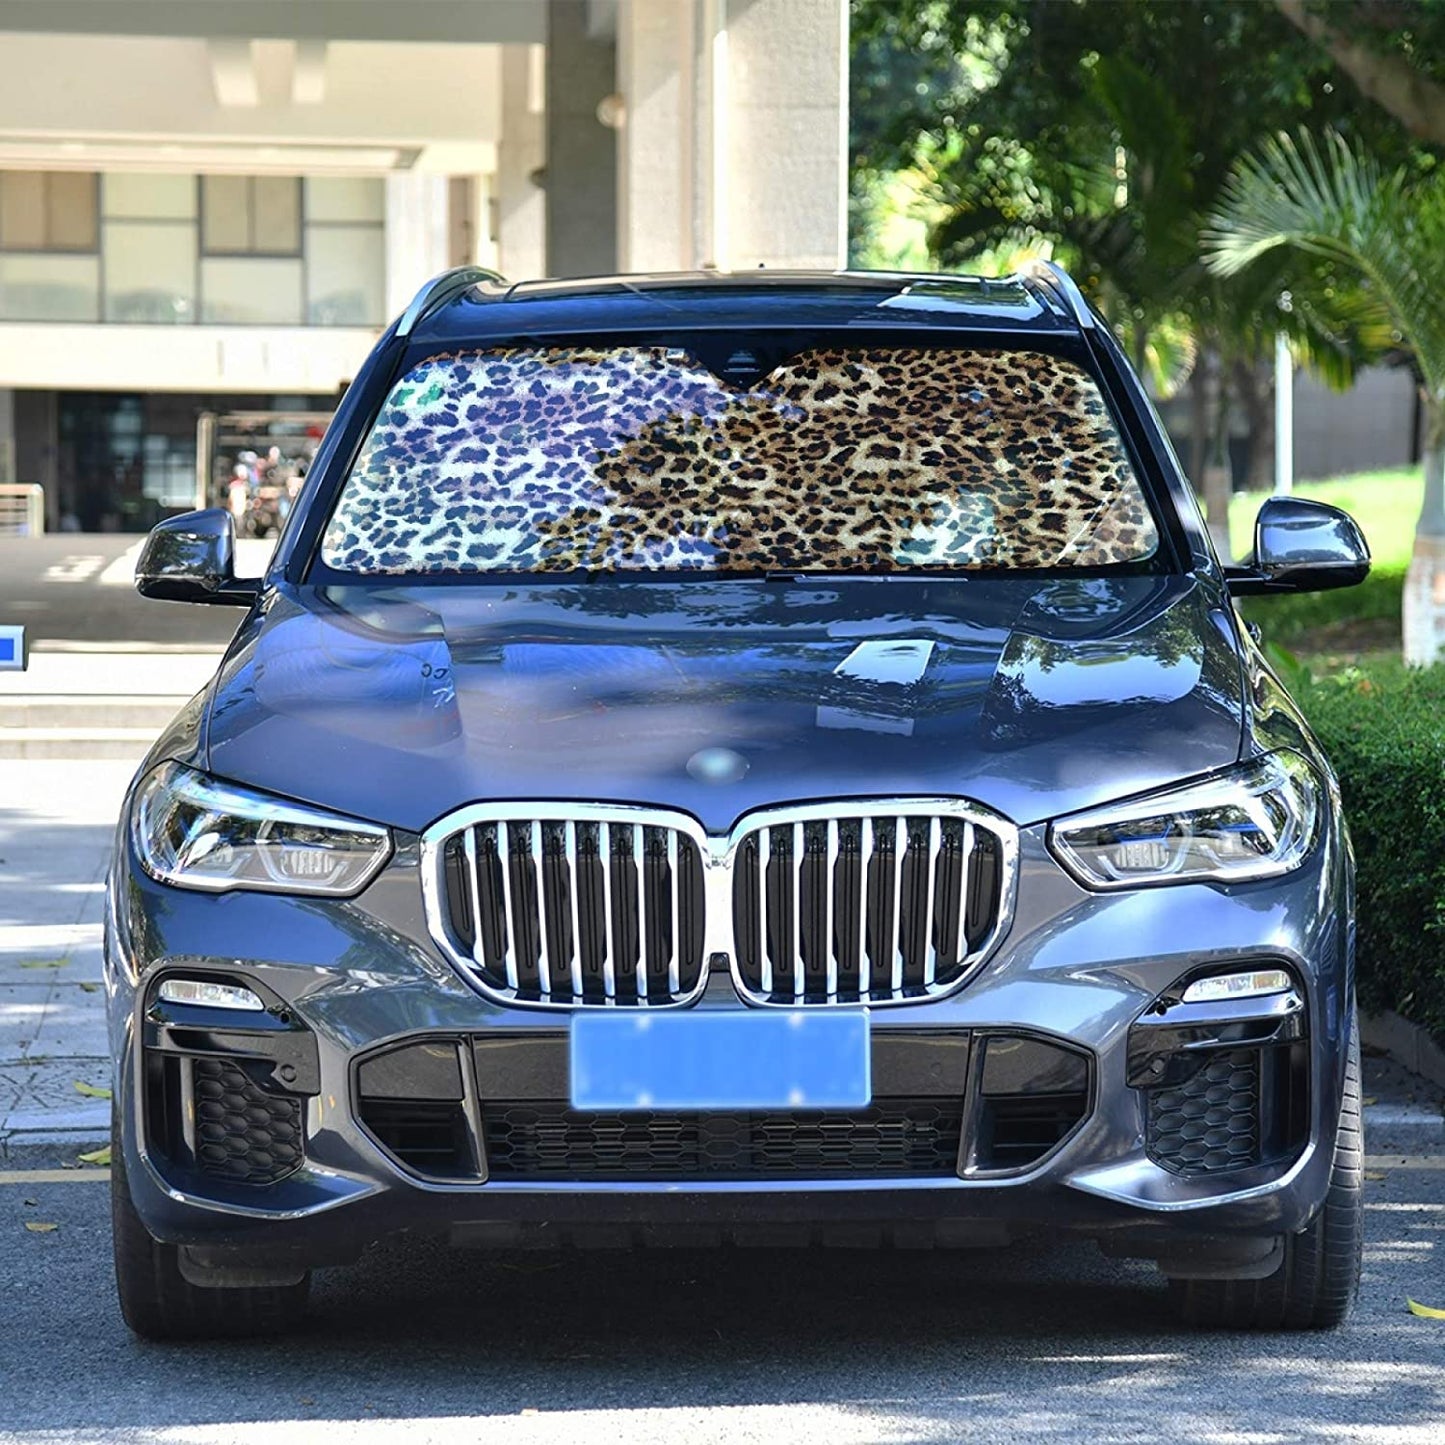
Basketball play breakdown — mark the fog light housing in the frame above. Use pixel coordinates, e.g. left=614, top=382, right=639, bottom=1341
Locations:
left=1180, top=968, right=1292, bottom=1005
left=157, top=977, right=265, bottom=1011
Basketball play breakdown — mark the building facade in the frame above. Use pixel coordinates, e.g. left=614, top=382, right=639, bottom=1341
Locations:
left=0, top=0, right=847, bottom=531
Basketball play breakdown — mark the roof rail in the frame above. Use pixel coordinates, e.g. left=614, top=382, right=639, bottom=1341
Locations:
left=396, top=265, right=508, bottom=338
left=1022, top=259, right=1095, bottom=331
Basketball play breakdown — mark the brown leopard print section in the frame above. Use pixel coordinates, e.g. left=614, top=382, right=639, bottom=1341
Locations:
left=321, top=345, right=1158, bottom=574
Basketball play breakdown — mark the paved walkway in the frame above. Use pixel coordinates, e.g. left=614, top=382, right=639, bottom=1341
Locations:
left=0, top=761, right=133, bottom=1146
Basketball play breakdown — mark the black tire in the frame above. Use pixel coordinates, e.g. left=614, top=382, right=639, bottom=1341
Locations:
left=111, top=1118, right=310, bottom=1341
left=1169, top=1010, right=1363, bottom=1330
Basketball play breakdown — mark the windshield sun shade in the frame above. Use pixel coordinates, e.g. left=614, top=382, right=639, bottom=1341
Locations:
left=320, top=344, right=1160, bottom=576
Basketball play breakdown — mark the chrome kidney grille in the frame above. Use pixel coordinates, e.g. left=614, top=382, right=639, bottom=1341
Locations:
left=731, top=810, right=1006, bottom=1005
left=423, top=799, right=1014, bottom=1010
left=431, top=809, right=706, bottom=1006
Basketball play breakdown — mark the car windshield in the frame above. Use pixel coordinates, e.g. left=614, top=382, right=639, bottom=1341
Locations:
left=320, top=343, right=1161, bottom=576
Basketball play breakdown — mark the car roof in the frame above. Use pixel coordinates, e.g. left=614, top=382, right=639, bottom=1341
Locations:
left=405, top=267, right=1087, bottom=348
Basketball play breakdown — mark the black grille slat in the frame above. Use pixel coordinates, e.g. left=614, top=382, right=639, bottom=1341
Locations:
left=437, top=814, right=704, bottom=1007
left=485, top=1098, right=964, bottom=1180
left=433, top=803, right=1007, bottom=1009
left=733, top=810, right=1003, bottom=1005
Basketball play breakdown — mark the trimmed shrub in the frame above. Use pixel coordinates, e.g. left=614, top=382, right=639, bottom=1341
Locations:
left=1239, top=566, right=1403, bottom=648
left=1296, top=661, right=1445, bottom=1043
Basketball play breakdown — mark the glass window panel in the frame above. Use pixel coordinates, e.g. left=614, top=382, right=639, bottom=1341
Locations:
left=304, top=177, right=384, bottom=223
left=0, top=172, right=46, bottom=250
left=46, top=173, right=98, bottom=250
left=306, top=225, right=384, bottom=325
left=0, top=253, right=100, bottom=320
left=103, top=221, right=196, bottom=323
left=103, top=173, right=196, bottom=220
left=251, top=177, right=301, bottom=254
left=202, top=175, right=250, bottom=252
left=199, top=256, right=302, bottom=324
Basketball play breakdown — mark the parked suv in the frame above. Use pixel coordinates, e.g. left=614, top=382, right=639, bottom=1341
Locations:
left=108, top=265, right=1369, bottom=1339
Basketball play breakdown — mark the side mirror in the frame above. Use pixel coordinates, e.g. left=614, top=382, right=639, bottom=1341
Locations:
left=135, top=509, right=261, bottom=607
left=1225, top=496, right=1370, bottom=596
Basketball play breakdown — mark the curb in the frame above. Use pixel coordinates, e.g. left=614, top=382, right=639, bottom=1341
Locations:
left=1362, top=1102, right=1445, bottom=1153
left=1362, top=1010, right=1445, bottom=1093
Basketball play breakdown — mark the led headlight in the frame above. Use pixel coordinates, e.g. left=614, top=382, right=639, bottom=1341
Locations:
left=1049, top=751, right=1322, bottom=889
left=133, top=761, right=391, bottom=895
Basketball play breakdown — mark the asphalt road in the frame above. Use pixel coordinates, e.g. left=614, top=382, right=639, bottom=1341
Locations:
left=0, top=536, right=270, bottom=649
left=3, top=1155, right=1443, bottom=1444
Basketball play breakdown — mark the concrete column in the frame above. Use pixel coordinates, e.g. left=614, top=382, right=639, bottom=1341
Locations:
left=615, top=0, right=846, bottom=274
left=617, top=0, right=695, bottom=272
left=546, top=0, right=618, bottom=277
left=497, top=43, right=546, bottom=281
left=384, top=171, right=450, bottom=318
left=724, top=0, right=847, bottom=269
left=0, top=389, right=14, bottom=486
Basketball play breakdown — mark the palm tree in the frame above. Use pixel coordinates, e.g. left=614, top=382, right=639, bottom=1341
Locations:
left=1204, top=129, right=1445, bottom=664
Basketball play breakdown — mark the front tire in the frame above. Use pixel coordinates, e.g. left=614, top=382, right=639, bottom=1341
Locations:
left=1169, top=1012, right=1363, bottom=1330
left=111, top=1117, right=310, bottom=1341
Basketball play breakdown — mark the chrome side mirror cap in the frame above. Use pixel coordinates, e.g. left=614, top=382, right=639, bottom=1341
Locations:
left=135, top=508, right=261, bottom=607
left=1226, top=496, right=1370, bottom=596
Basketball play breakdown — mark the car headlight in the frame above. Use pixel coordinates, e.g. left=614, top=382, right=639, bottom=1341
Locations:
left=1049, top=751, right=1322, bottom=889
left=132, top=762, right=392, bottom=895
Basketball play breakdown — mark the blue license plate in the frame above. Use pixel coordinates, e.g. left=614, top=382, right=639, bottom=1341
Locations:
left=570, top=1010, right=871, bottom=1112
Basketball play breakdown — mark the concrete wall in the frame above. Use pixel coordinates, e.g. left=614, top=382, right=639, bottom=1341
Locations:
left=0, top=323, right=376, bottom=393
left=1293, top=365, right=1419, bottom=482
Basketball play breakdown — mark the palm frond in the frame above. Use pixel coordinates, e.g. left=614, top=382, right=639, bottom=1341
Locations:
left=1205, top=129, right=1445, bottom=400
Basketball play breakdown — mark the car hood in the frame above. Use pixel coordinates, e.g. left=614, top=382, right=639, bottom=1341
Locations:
left=203, top=574, right=1245, bottom=835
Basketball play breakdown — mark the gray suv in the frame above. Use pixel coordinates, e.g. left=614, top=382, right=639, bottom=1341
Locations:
left=107, top=265, right=1369, bottom=1338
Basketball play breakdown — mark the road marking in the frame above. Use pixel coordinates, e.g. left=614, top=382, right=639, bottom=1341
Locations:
left=43, top=555, right=104, bottom=584
left=98, top=544, right=143, bottom=587
left=0, top=1168, right=110, bottom=1185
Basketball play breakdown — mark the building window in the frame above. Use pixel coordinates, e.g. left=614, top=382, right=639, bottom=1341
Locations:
left=0, top=171, right=99, bottom=252
left=2, top=171, right=381, bottom=327
left=303, top=177, right=385, bottom=326
left=101, top=174, right=197, bottom=324
left=201, top=176, right=302, bottom=256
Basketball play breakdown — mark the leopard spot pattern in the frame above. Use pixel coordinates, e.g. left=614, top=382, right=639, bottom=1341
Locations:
left=321, top=345, right=1158, bottom=575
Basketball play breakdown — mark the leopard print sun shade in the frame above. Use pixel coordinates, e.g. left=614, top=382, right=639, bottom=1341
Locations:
left=320, top=345, right=1159, bottom=575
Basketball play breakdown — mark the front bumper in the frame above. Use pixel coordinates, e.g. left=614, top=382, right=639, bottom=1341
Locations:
left=104, top=822, right=1353, bottom=1272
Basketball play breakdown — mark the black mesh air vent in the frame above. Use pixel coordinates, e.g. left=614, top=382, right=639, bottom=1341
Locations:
left=193, top=1057, right=304, bottom=1185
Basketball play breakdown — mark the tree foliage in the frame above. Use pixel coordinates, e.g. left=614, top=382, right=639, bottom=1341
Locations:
left=849, top=0, right=1428, bottom=389
left=1207, top=129, right=1445, bottom=434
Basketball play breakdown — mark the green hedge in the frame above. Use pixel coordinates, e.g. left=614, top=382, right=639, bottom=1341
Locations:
left=1239, top=566, right=1404, bottom=648
left=1294, top=661, right=1445, bottom=1042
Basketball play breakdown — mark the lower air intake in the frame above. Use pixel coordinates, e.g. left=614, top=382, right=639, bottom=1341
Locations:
left=484, top=1098, right=964, bottom=1180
